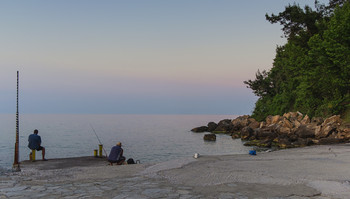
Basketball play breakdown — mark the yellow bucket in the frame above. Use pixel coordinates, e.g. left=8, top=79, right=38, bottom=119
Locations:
left=94, top=149, right=98, bottom=157
left=30, top=150, right=36, bottom=161
left=99, top=144, right=103, bottom=157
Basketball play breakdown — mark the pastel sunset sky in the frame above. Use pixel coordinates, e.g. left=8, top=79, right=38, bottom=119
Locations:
left=0, top=0, right=327, bottom=114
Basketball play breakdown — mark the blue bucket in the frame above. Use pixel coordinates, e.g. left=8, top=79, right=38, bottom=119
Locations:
left=249, top=150, right=256, bottom=155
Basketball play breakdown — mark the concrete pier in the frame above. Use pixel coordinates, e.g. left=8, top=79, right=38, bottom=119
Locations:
left=20, top=156, right=109, bottom=170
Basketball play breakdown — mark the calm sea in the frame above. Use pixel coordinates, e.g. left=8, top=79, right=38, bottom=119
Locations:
left=0, top=114, right=250, bottom=173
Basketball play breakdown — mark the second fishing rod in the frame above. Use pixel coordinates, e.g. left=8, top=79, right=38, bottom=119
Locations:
left=90, top=123, right=108, bottom=157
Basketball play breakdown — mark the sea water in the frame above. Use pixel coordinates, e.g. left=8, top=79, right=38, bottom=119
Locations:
left=0, top=114, right=251, bottom=173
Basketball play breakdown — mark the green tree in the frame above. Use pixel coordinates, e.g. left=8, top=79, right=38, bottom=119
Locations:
left=303, top=2, right=350, bottom=116
left=265, top=2, right=323, bottom=46
left=245, top=0, right=350, bottom=121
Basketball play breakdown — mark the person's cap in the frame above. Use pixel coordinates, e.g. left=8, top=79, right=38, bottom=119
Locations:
left=117, top=142, right=122, bottom=146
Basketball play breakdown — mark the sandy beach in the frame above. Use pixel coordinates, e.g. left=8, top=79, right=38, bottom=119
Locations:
left=1, top=144, right=350, bottom=199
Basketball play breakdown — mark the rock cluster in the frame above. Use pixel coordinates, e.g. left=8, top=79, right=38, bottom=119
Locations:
left=191, top=112, right=350, bottom=149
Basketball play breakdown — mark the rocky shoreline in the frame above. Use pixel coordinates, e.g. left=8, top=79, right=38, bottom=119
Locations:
left=192, top=112, right=350, bottom=149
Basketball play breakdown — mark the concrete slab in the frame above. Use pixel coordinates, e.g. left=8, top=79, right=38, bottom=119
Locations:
left=20, top=156, right=108, bottom=170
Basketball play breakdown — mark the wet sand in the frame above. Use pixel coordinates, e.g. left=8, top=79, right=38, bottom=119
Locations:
left=1, top=144, right=350, bottom=198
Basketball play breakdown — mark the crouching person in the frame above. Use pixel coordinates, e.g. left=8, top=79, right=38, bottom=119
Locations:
left=108, top=142, right=125, bottom=165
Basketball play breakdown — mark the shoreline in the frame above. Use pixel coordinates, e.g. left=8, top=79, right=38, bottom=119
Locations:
left=1, top=144, right=350, bottom=198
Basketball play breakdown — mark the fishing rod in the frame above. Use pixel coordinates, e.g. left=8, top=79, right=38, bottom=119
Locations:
left=89, top=123, right=108, bottom=157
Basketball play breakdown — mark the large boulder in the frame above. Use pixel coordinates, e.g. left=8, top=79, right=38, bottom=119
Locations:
left=273, top=137, right=292, bottom=149
left=316, top=124, right=338, bottom=138
left=334, top=131, right=349, bottom=140
left=295, top=125, right=316, bottom=138
left=280, top=118, right=293, bottom=129
left=203, top=134, right=216, bottom=141
left=297, top=112, right=304, bottom=122
left=311, top=117, right=324, bottom=125
left=315, top=115, right=342, bottom=138
left=271, top=115, right=283, bottom=124
left=322, top=115, right=342, bottom=126
left=218, top=119, right=232, bottom=126
left=301, top=115, right=311, bottom=125
left=314, top=126, right=322, bottom=137
left=341, top=128, right=350, bottom=140
left=259, top=121, right=266, bottom=128
left=191, top=126, right=208, bottom=133
left=207, top=122, right=218, bottom=132
left=255, top=128, right=277, bottom=140
left=231, top=115, right=250, bottom=130
left=265, top=115, right=273, bottom=126
left=214, top=119, right=232, bottom=133
left=287, top=112, right=303, bottom=122
left=283, top=112, right=292, bottom=119
left=277, top=126, right=292, bottom=135
left=248, top=118, right=260, bottom=129
left=292, top=138, right=313, bottom=147
left=275, top=118, right=293, bottom=135
left=240, top=126, right=254, bottom=140
left=294, top=120, right=302, bottom=128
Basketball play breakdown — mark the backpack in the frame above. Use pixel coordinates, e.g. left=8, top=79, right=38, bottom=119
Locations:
left=127, top=158, right=135, bottom=164
left=249, top=150, right=256, bottom=155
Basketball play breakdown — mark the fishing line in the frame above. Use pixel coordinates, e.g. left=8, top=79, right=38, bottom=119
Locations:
left=90, top=123, right=108, bottom=157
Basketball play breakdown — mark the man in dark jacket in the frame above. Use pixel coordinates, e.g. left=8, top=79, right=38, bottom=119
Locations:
left=28, top=129, right=47, bottom=161
left=108, top=142, right=125, bottom=165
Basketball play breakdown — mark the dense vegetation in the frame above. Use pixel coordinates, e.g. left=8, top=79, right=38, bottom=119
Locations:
left=245, top=0, right=350, bottom=121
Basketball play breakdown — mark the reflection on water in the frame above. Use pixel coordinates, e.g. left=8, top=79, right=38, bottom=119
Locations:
left=0, top=114, right=251, bottom=170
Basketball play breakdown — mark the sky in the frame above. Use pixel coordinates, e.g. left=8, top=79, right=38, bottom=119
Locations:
left=0, top=0, right=328, bottom=115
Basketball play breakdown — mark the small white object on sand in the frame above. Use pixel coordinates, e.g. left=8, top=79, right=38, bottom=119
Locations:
left=193, top=153, right=199, bottom=159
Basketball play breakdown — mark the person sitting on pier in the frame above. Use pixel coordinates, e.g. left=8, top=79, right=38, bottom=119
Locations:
left=108, top=142, right=125, bottom=165
left=28, top=129, right=47, bottom=161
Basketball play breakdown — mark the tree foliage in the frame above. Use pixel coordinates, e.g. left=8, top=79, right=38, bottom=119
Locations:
left=245, top=0, right=350, bottom=121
